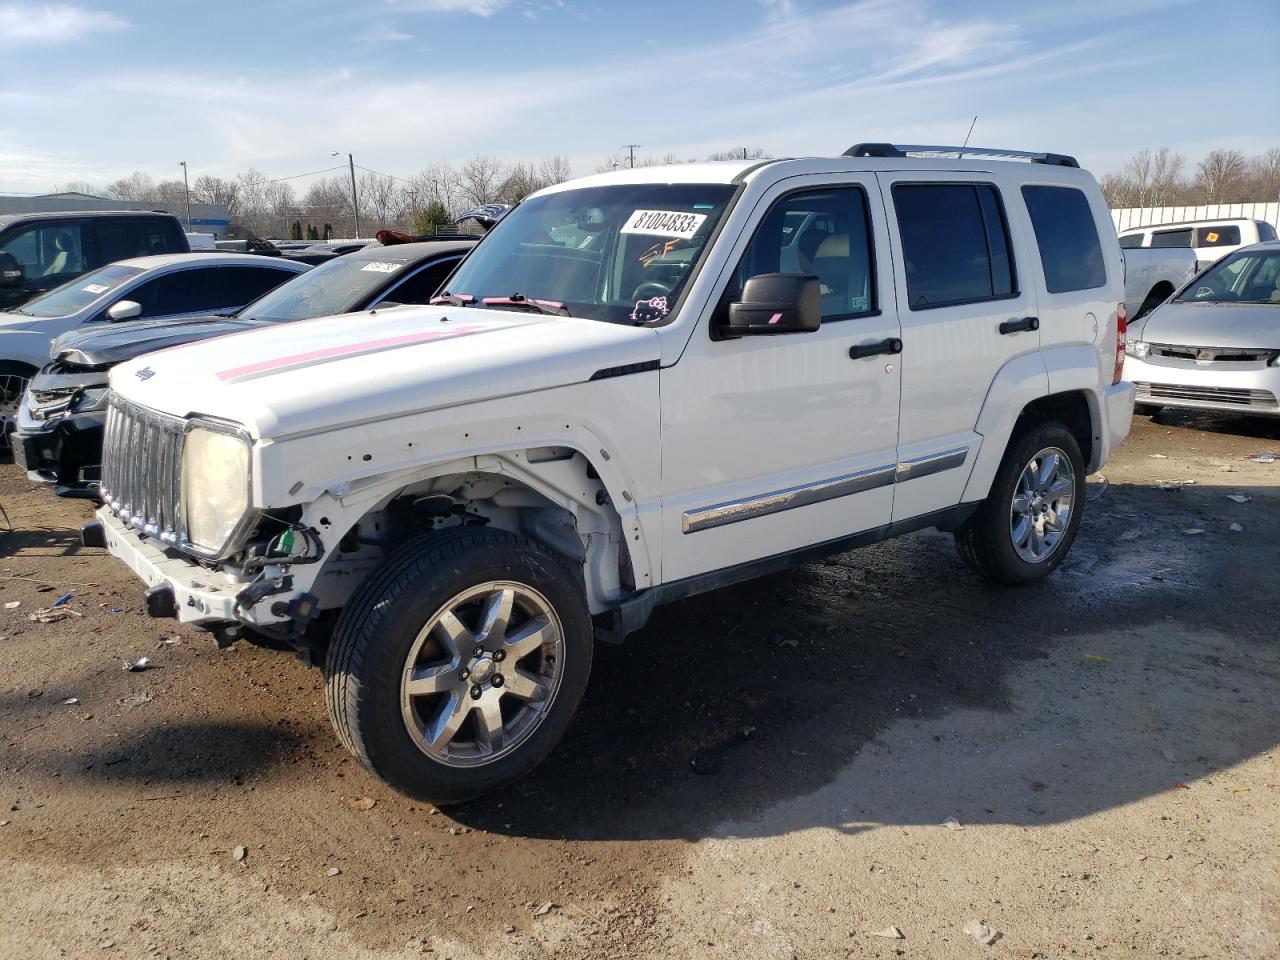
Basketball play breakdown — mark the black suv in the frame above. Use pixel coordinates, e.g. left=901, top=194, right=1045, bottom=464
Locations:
left=0, top=211, right=189, bottom=308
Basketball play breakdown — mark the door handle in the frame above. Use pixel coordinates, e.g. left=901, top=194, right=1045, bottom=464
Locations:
left=849, top=337, right=903, bottom=359
left=999, top=316, right=1039, bottom=335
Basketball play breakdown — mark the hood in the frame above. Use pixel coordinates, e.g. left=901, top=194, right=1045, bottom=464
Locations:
left=1134, top=300, right=1280, bottom=349
left=51, top=315, right=262, bottom=367
left=109, top=305, right=660, bottom=439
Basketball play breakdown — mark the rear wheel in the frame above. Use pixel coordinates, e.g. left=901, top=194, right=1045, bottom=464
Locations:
left=324, top=528, right=592, bottom=805
left=955, top=422, right=1085, bottom=585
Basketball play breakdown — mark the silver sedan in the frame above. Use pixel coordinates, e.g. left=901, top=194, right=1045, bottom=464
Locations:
left=1123, top=241, right=1280, bottom=418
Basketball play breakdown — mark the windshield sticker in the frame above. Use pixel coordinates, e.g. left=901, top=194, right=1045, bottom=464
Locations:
left=360, top=261, right=403, bottom=274
left=630, top=296, right=670, bottom=323
left=82, top=283, right=110, bottom=294
left=621, top=210, right=708, bottom=239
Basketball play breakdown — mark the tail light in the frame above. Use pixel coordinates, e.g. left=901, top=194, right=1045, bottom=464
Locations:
left=1112, top=302, right=1127, bottom=384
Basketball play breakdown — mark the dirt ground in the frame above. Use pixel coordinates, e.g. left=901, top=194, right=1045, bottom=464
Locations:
left=1, top=409, right=1276, bottom=960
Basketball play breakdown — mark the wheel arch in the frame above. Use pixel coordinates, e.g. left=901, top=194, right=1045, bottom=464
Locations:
left=1135, top=280, right=1175, bottom=319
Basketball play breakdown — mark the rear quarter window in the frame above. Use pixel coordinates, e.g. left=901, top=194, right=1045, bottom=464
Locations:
left=1021, top=185, right=1107, bottom=293
left=1195, top=225, right=1241, bottom=247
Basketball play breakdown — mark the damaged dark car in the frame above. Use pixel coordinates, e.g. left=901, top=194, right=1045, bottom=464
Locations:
left=15, top=239, right=475, bottom=495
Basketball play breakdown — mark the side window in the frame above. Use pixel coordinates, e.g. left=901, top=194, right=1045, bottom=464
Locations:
left=0, top=223, right=86, bottom=278
left=728, top=187, right=876, bottom=320
left=1118, top=234, right=1144, bottom=249
left=1258, top=221, right=1278, bottom=242
left=126, top=271, right=215, bottom=317
left=215, top=266, right=297, bottom=306
left=95, top=219, right=174, bottom=263
left=1195, top=225, right=1241, bottom=247
left=892, top=183, right=1016, bottom=309
left=380, top=258, right=460, bottom=305
left=1021, top=185, right=1107, bottom=293
left=1151, top=228, right=1192, bottom=248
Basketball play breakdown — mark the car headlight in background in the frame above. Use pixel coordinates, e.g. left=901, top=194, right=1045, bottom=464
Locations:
left=1125, top=339, right=1150, bottom=360
left=181, top=424, right=251, bottom=555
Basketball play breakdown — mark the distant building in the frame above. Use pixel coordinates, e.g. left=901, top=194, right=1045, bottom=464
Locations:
left=0, top=192, right=232, bottom=238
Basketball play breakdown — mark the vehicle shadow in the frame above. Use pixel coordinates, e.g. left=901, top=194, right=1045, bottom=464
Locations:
left=448, top=477, right=1279, bottom=842
left=1147, top=407, right=1280, bottom=441
left=0, top=526, right=88, bottom=557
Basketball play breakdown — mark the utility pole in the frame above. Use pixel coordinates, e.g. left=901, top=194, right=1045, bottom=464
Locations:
left=178, top=161, right=192, bottom=228
left=622, top=144, right=641, bottom=169
left=332, top=151, right=361, bottom=239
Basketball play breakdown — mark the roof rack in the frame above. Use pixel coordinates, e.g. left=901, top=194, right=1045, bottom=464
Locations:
left=844, top=142, right=1079, bottom=168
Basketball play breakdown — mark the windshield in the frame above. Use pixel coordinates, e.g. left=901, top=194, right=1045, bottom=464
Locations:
left=17, top=264, right=143, bottom=318
left=240, top=253, right=413, bottom=322
left=1175, top=249, right=1280, bottom=304
left=440, top=182, right=737, bottom=324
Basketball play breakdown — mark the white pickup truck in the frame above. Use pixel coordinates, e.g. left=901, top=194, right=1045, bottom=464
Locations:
left=1120, top=246, right=1198, bottom=320
left=89, top=143, right=1135, bottom=803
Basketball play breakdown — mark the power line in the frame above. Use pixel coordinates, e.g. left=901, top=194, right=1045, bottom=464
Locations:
left=262, top=164, right=348, bottom=183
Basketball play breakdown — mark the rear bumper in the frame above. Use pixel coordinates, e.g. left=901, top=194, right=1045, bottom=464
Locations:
left=1103, top=381, right=1136, bottom=458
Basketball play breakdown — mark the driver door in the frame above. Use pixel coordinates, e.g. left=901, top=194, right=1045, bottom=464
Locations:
left=658, top=175, right=902, bottom=583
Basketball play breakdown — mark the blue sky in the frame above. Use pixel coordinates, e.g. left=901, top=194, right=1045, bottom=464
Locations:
left=1, top=0, right=1277, bottom=194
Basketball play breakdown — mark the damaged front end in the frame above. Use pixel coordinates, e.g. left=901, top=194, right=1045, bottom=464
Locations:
left=13, top=357, right=113, bottom=496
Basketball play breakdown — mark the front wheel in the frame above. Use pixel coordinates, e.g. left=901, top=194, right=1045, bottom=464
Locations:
left=954, top=422, right=1086, bottom=585
left=324, top=528, right=592, bottom=805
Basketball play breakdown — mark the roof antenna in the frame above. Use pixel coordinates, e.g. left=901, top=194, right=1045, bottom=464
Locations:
left=959, top=115, right=978, bottom=157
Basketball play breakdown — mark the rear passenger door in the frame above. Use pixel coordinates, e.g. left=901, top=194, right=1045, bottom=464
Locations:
left=877, top=173, right=1041, bottom=521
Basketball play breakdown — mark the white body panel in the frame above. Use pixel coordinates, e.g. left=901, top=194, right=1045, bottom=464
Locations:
left=1119, top=218, right=1273, bottom=269
left=98, top=153, right=1135, bottom=630
left=1120, top=247, right=1197, bottom=317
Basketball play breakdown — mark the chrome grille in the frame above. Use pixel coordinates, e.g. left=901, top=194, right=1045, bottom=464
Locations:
left=1148, top=343, right=1275, bottom=364
left=101, top=394, right=185, bottom=543
left=1135, top=382, right=1279, bottom=409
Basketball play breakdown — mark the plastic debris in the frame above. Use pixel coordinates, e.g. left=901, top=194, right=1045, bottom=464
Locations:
left=52, top=593, right=73, bottom=607
left=1086, top=474, right=1108, bottom=501
left=1148, top=453, right=1168, bottom=459
left=869, top=926, right=905, bottom=940
left=1225, top=494, right=1251, bottom=504
left=1118, top=529, right=1141, bottom=541
left=963, top=920, right=999, bottom=945
left=1182, top=528, right=1205, bottom=536
left=28, top=607, right=80, bottom=623
left=1083, top=653, right=1108, bottom=664
left=110, top=607, right=123, bottom=614
left=531, top=902, right=557, bottom=917
left=1158, top=479, right=1195, bottom=490
left=4, top=600, right=19, bottom=609
left=1249, top=453, right=1276, bottom=464
left=343, top=797, right=377, bottom=812
left=326, top=867, right=341, bottom=877
left=1229, top=522, right=1244, bottom=533
left=122, top=657, right=151, bottom=672
left=1176, top=783, right=1189, bottom=790
left=62, top=697, right=80, bottom=705
left=941, top=817, right=964, bottom=831
left=233, top=846, right=247, bottom=862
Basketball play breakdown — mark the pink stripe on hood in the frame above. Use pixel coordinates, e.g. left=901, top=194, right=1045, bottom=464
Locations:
left=216, top=324, right=491, bottom=381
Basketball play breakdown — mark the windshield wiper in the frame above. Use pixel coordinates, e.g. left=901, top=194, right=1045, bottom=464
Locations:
left=429, top=292, right=476, bottom=307
left=480, top=294, right=570, bottom=317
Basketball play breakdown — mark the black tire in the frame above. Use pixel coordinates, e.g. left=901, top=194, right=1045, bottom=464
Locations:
left=0, top=360, right=36, bottom=451
left=324, top=527, right=592, bottom=805
left=954, top=421, right=1086, bottom=585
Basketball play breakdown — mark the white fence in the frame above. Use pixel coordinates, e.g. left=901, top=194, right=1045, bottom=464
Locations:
left=1111, top=201, right=1279, bottom=232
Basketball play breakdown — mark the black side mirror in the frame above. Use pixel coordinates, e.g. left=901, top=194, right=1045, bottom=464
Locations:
left=726, top=273, right=821, bottom=335
left=0, top=252, right=22, bottom=288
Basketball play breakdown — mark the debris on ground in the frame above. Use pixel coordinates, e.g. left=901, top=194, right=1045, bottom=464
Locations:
left=1119, top=529, right=1141, bottom=541
left=531, top=902, right=557, bottom=917
left=737, top=725, right=757, bottom=740
left=1086, top=474, right=1108, bottom=501
left=1229, top=522, right=1244, bottom=533
left=326, top=867, right=341, bottom=877
left=343, top=797, right=377, bottom=811
left=1249, top=452, right=1276, bottom=464
left=1182, top=528, right=1205, bottom=536
left=1084, top=653, right=1109, bottom=664
left=1148, top=453, right=1168, bottom=459
left=115, top=693, right=153, bottom=708
left=868, top=926, right=905, bottom=939
left=1225, top=494, right=1251, bottom=504
left=1158, top=479, right=1196, bottom=490
left=52, top=593, right=73, bottom=607
left=122, top=656, right=151, bottom=672
left=28, top=606, right=81, bottom=623
left=62, top=697, right=79, bottom=705
left=233, top=846, right=247, bottom=862
left=941, top=817, right=964, bottom=831
left=963, top=920, right=1000, bottom=945
left=4, top=600, right=19, bottom=609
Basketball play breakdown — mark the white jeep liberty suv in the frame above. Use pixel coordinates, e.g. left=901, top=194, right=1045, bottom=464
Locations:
left=89, top=143, right=1136, bottom=803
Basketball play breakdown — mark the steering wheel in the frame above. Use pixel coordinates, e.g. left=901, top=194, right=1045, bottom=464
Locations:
left=631, top=281, right=672, bottom=301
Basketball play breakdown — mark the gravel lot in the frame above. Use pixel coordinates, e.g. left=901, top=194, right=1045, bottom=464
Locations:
left=1, top=410, right=1277, bottom=960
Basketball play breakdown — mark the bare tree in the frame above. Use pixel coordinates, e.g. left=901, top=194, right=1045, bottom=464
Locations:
left=538, top=155, right=573, bottom=185
left=191, top=175, right=240, bottom=216
left=54, top=180, right=104, bottom=197
left=155, top=179, right=188, bottom=209
left=1247, top=147, right=1280, bottom=199
left=705, top=147, right=770, bottom=161
left=497, top=163, right=545, bottom=204
left=106, top=171, right=158, bottom=202
left=459, top=156, right=507, bottom=207
left=1194, top=149, right=1250, bottom=203
left=358, top=170, right=400, bottom=229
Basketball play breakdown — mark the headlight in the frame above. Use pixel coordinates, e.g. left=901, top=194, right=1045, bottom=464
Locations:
left=181, top=425, right=251, bottom=555
left=70, top=387, right=110, bottom=413
left=1125, top=339, right=1150, bottom=359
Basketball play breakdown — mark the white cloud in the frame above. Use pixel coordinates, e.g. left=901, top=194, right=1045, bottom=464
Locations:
left=0, top=3, right=126, bottom=43
left=384, top=0, right=510, bottom=15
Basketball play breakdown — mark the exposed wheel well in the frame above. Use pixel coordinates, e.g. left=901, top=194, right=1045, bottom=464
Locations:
left=1016, top=391, right=1094, bottom=470
left=1135, top=281, right=1174, bottom=319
